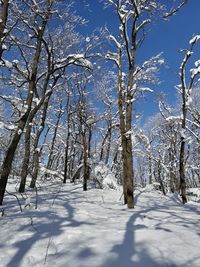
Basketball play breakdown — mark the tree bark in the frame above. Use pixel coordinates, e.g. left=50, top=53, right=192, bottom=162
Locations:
left=179, top=138, right=187, bottom=203
left=82, top=130, right=88, bottom=191
left=19, top=120, right=32, bottom=193
left=19, top=72, right=53, bottom=192
left=125, top=65, right=134, bottom=209
left=30, top=95, right=50, bottom=188
left=46, top=106, right=63, bottom=172
left=0, top=14, right=48, bottom=205
left=63, top=94, right=71, bottom=183
left=0, top=0, right=9, bottom=59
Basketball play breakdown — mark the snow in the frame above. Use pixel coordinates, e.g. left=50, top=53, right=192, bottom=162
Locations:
left=4, top=60, right=12, bottom=68
left=55, top=54, right=93, bottom=69
left=13, top=59, right=19, bottom=65
left=94, top=163, right=119, bottom=190
left=78, top=58, right=93, bottom=69
left=109, top=35, right=121, bottom=49
left=0, top=180, right=200, bottom=267
left=190, top=66, right=200, bottom=78
left=189, top=35, right=200, bottom=45
left=2, top=44, right=7, bottom=50
left=139, top=87, right=154, bottom=93
left=85, top=37, right=90, bottom=42
left=105, top=52, right=119, bottom=66
left=124, top=130, right=132, bottom=137
left=195, top=59, right=200, bottom=67
left=0, top=122, right=16, bottom=130
left=180, top=129, right=187, bottom=139
left=17, top=129, right=23, bottom=135
left=166, top=116, right=181, bottom=123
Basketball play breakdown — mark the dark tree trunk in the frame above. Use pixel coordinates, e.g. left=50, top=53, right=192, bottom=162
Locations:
left=30, top=150, right=39, bottom=189
left=82, top=130, right=88, bottom=191
left=125, top=63, right=135, bottom=209
left=0, top=0, right=9, bottom=59
left=29, top=96, right=50, bottom=188
left=105, top=130, right=111, bottom=165
left=0, top=16, right=48, bottom=204
left=63, top=94, right=71, bottom=184
left=19, top=121, right=32, bottom=193
left=0, top=118, right=26, bottom=205
left=158, top=160, right=166, bottom=196
left=179, top=138, right=187, bottom=204
left=63, top=134, right=70, bottom=183
left=46, top=107, right=63, bottom=172
left=19, top=77, right=52, bottom=192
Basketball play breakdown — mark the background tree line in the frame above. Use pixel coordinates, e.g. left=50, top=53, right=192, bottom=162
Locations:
left=1, top=0, right=199, bottom=208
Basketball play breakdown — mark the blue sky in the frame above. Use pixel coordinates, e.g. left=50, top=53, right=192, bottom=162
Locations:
left=74, top=1, right=200, bottom=123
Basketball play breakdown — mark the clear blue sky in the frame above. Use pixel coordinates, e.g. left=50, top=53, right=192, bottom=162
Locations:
left=74, top=0, right=200, bottom=123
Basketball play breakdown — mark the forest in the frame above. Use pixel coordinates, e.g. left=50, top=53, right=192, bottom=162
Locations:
left=0, top=1, right=200, bottom=267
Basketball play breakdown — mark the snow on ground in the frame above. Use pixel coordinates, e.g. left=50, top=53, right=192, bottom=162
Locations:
left=0, top=180, right=200, bottom=267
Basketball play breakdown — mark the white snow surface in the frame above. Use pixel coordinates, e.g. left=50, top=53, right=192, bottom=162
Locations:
left=0, top=180, right=200, bottom=267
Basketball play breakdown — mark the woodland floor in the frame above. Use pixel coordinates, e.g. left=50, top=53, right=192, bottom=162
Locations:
left=0, top=179, right=200, bottom=267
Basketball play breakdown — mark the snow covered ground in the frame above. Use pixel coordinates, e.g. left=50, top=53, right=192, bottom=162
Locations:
left=0, top=180, right=200, bottom=267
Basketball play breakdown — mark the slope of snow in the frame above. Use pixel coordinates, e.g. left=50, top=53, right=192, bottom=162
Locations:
left=0, top=180, right=200, bottom=267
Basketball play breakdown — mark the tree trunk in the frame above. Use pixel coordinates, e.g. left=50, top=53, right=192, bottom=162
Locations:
left=158, top=160, right=166, bottom=196
left=117, top=28, right=128, bottom=205
left=63, top=131, right=70, bottom=183
left=19, top=121, right=32, bottom=193
left=46, top=106, right=63, bottom=172
left=148, top=155, right=153, bottom=184
left=0, top=0, right=9, bottom=59
left=69, top=140, right=75, bottom=182
left=0, top=119, right=26, bottom=205
left=125, top=105, right=134, bottom=208
left=30, top=150, right=39, bottom=189
left=124, top=62, right=135, bottom=208
left=0, top=15, right=48, bottom=205
left=63, top=94, right=71, bottom=183
left=105, top=127, right=112, bottom=165
left=30, top=96, right=50, bottom=188
left=100, top=123, right=112, bottom=164
left=179, top=138, right=187, bottom=204
left=19, top=77, right=52, bottom=192
left=82, top=129, right=88, bottom=191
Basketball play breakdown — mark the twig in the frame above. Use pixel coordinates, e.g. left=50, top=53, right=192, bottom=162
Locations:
left=1, top=208, right=5, bottom=216
left=29, top=217, right=38, bottom=232
left=35, top=185, right=38, bottom=209
left=44, top=182, right=62, bottom=265
left=5, top=190, right=23, bottom=212
left=119, top=192, right=124, bottom=201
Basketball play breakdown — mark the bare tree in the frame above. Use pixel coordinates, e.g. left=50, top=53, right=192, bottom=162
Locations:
left=178, top=35, right=200, bottom=203
left=0, top=0, right=52, bottom=205
left=104, top=0, right=188, bottom=208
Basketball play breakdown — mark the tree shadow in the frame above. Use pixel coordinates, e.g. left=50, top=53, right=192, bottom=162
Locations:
left=2, top=186, right=200, bottom=267
left=100, top=190, right=200, bottom=267
left=4, top=184, right=94, bottom=267
left=100, top=209, right=177, bottom=267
